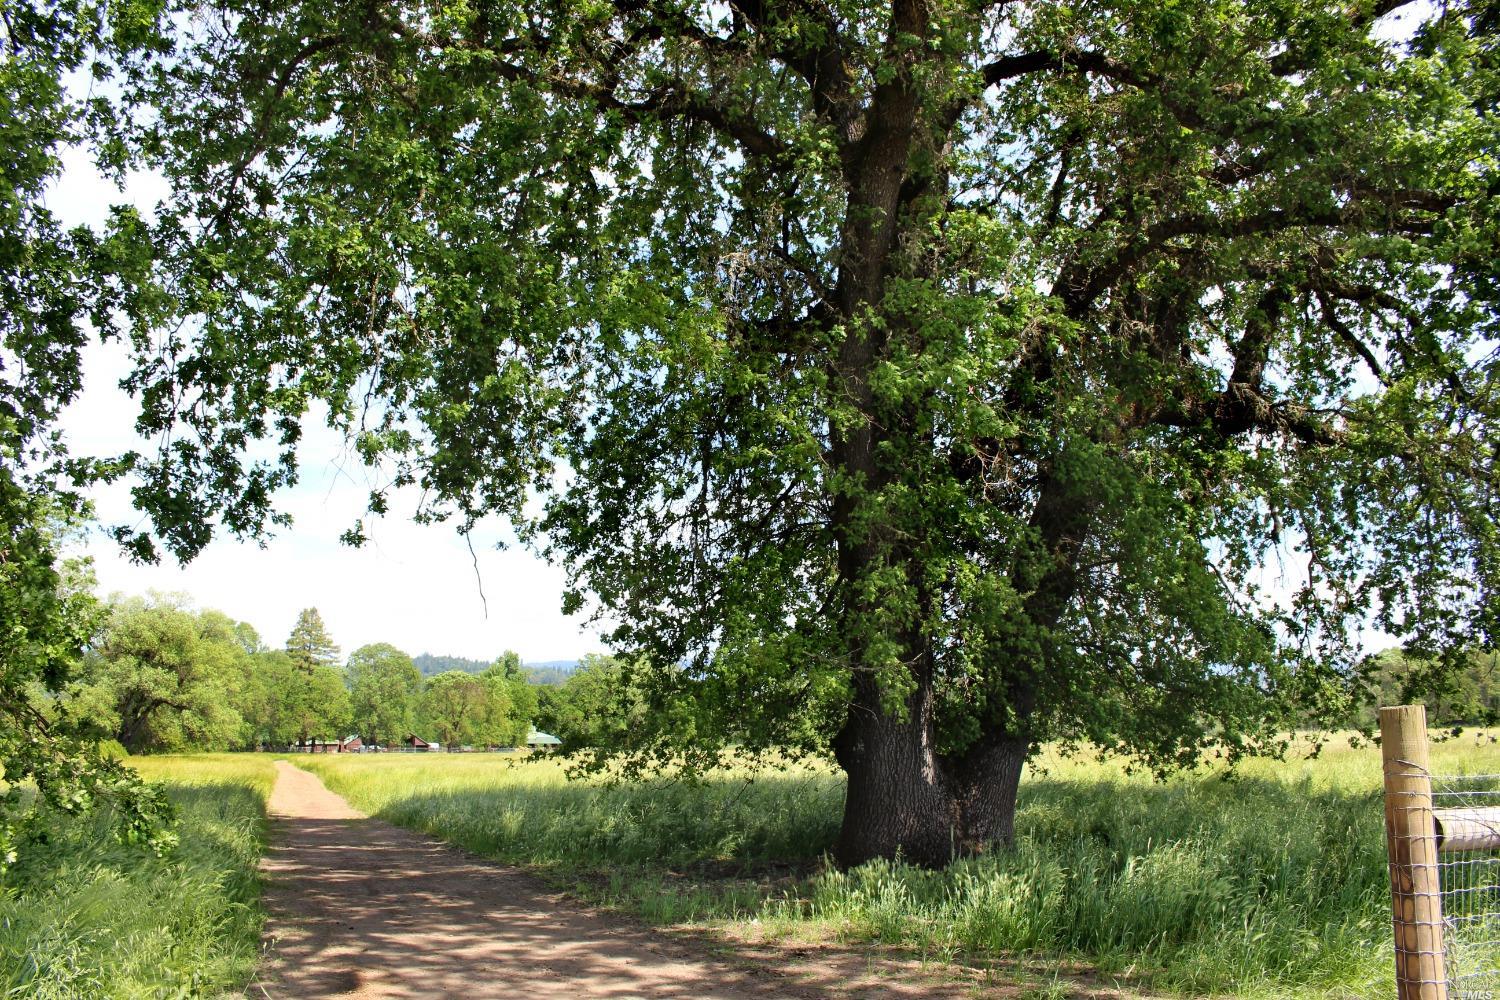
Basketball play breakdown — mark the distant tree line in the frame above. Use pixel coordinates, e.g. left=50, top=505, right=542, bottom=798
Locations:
left=522, top=663, right=579, bottom=687
left=52, top=596, right=616, bottom=753
left=412, top=652, right=578, bottom=685
left=58, top=593, right=1500, bottom=757
left=1354, top=648, right=1500, bottom=728
left=411, top=653, right=492, bottom=678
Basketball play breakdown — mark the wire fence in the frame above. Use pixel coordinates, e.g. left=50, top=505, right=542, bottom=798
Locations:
left=1383, top=705, right=1500, bottom=1000
left=1433, top=772, right=1500, bottom=997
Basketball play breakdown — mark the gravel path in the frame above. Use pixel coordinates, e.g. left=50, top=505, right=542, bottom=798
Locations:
left=253, top=760, right=808, bottom=999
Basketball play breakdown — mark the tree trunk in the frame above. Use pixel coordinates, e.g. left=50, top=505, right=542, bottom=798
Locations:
left=834, top=694, right=952, bottom=868
left=817, top=23, right=1035, bottom=868
left=833, top=676, right=1030, bottom=868
left=946, top=734, right=1029, bottom=849
left=116, top=693, right=166, bottom=754
left=118, top=713, right=150, bottom=754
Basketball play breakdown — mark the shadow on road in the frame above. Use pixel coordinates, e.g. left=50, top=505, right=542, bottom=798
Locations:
left=256, top=812, right=842, bottom=999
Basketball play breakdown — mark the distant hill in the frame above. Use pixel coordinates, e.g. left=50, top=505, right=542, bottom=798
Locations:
left=413, top=653, right=579, bottom=683
left=527, top=659, right=580, bottom=673
left=413, top=653, right=491, bottom=677
left=524, top=662, right=579, bottom=686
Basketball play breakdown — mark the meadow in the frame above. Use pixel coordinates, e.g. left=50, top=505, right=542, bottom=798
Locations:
left=0, top=754, right=275, bottom=999
left=1, top=734, right=1491, bottom=998
left=301, top=732, right=1500, bottom=999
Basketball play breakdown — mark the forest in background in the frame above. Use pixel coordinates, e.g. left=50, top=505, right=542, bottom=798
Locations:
left=413, top=653, right=579, bottom=684
left=55, top=587, right=1500, bottom=760
left=54, top=590, right=628, bottom=754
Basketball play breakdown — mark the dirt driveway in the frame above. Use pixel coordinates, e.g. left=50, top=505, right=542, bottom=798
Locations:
left=253, top=761, right=973, bottom=999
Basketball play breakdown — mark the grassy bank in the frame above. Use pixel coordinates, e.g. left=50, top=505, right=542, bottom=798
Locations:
left=0, top=754, right=276, bottom=999
left=302, top=733, right=1500, bottom=998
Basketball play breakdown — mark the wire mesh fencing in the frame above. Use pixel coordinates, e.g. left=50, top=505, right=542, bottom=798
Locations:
left=1433, top=771, right=1500, bottom=997
left=1382, top=705, right=1500, bottom=1000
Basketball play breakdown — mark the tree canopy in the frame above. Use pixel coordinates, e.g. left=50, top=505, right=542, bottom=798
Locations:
left=417, top=655, right=536, bottom=746
left=0, top=509, right=173, bottom=868
left=534, top=654, right=646, bottom=750
left=479, top=652, right=539, bottom=746
left=0, top=0, right=179, bottom=871
left=67, top=595, right=244, bottom=753
left=1359, top=647, right=1500, bottom=727
left=11, top=0, right=1500, bottom=864
left=347, top=642, right=422, bottom=745
left=53, top=597, right=539, bottom=751
left=419, top=670, right=489, bottom=747
left=287, top=663, right=352, bottom=742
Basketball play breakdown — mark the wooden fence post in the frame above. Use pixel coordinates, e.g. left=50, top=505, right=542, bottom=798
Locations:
left=1381, top=704, right=1448, bottom=1000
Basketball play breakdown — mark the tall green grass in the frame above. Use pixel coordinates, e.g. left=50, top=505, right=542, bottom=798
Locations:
left=302, top=734, right=1500, bottom=999
left=301, top=753, right=842, bottom=867
left=0, top=754, right=275, bottom=999
left=791, top=771, right=1390, bottom=997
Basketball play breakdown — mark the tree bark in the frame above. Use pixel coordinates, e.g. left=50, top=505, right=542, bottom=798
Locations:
left=833, top=673, right=1031, bottom=868
left=946, top=734, right=1030, bottom=849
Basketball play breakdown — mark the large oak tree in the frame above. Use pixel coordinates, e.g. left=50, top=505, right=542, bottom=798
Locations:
left=67, top=596, right=244, bottom=753
left=55, top=0, right=1500, bottom=864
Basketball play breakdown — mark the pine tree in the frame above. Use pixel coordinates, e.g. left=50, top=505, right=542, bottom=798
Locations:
left=285, top=608, right=340, bottom=674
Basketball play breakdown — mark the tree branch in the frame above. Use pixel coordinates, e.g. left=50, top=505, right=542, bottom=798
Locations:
left=730, top=301, right=833, bottom=355
left=1228, top=286, right=1290, bottom=389
left=489, top=59, right=793, bottom=164
left=376, top=5, right=795, bottom=165
left=212, top=33, right=347, bottom=230
left=979, top=49, right=1059, bottom=87
left=728, top=0, right=861, bottom=150
left=1152, top=384, right=1344, bottom=446
left=1057, top=200, right=1437, bottom=313
left=1315, top=288, right=1388, bottom=383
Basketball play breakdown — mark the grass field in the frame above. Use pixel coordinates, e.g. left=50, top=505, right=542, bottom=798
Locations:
left=0, top=754, right=275, bottom=999
left=301, top=732, right=1500, bottom=999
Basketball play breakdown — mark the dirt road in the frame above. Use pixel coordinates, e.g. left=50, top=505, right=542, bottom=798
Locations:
left=254, top=761, right=955, bottom=999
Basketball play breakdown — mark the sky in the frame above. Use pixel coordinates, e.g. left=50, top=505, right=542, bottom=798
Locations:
left=46, top=150, right=610, bottom=664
